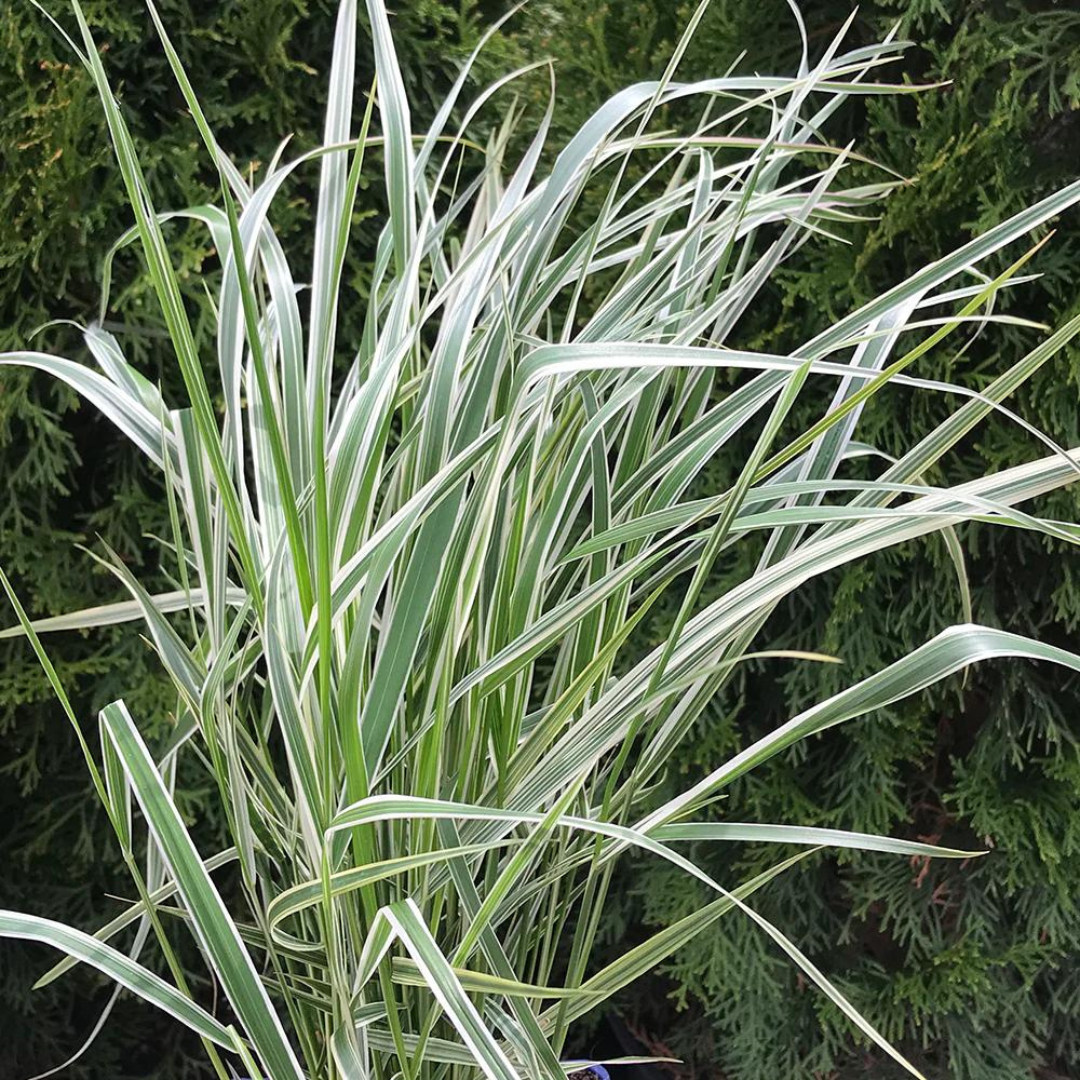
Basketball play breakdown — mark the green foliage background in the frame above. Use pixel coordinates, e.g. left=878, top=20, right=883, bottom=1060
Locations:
left=1, top=1, right=1078, bottom=1077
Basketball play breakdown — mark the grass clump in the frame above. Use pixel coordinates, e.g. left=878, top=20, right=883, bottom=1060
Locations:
left=3, top=3, right=1080, bottom=1079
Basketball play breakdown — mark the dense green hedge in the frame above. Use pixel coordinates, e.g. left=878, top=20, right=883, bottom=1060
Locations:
left=2, top=1, right=1078, bottom=1078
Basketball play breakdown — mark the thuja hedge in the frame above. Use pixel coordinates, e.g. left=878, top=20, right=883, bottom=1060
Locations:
left=1, top=1, right=1078, bottom=1078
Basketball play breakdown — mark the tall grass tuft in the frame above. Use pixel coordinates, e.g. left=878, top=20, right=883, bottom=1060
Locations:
left=3, top=2, right=1080, bottom=1078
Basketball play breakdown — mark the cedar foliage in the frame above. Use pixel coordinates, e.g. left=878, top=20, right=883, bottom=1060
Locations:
left=1, top=1, right=1078, bottom=1078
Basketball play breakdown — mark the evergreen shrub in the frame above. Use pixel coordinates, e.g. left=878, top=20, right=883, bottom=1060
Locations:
left=2, top=2, right=1079, bottom=1079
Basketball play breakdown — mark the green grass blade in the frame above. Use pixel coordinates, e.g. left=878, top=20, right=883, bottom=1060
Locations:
left=99, top=702, right=305, bottom=1080
left=0, top=911, right=235, bottom=1048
